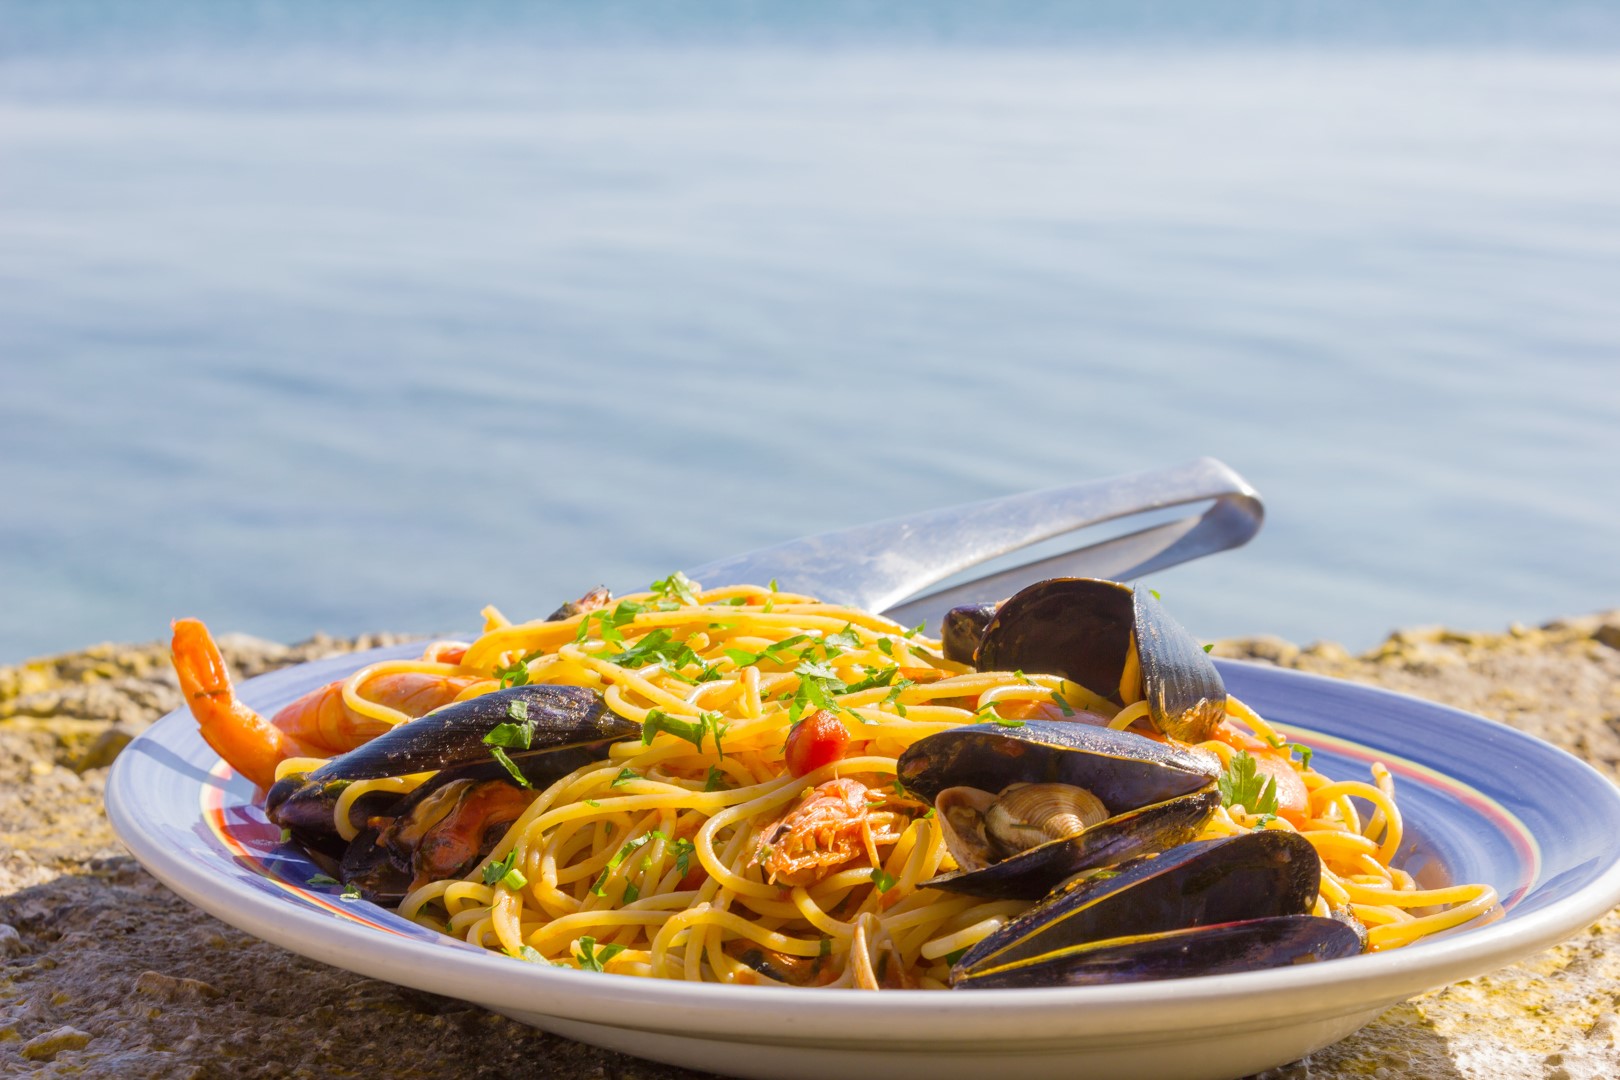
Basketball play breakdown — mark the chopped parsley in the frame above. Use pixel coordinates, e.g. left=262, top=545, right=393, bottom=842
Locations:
left=496, top=651, right=541, bottom=688
left=869, top=867, right=898, bottom=893
left=876, top=637, right=894, bottom=657
left=506, top=944, right=548, bottom=964
left=649, top=571, right=699, bottom=605
left=482, top=849, right=528, bottom=891
left=843, top=665, right=899, bottom=694
left=881, top=679, right=913, bottom=717
left=575, top=599, right=648, bottom=645
left=671, top=837, right=696, bottom=877
left=307, top=874, right=340, bottom=887
left=612, top=767, right=640, bottom=788
left=703, top=765, right=728, bottom=792
left=1050, top=691, right=1076, bottom=717
left=824, top=623, right=863, bottom=651
left=483, top=700, right=537, bottom=788
left=1218, top=750, right=1279, bottom=815
left=574, top=936, right=625, bottom=973
left=992, top=715, right=1026, bottom=729
left=641, top=708, right=727, bottom=757
left=339, top=883, right=362, bottom=902
left=279, top=826, right=293, bottom=844
left=724, top=634, right=811, bottom=669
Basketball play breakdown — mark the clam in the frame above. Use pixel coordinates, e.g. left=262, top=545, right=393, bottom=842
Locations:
left=897, top=720, right=1221, bottom=899
left=948, top=577, right=1227, bottom=743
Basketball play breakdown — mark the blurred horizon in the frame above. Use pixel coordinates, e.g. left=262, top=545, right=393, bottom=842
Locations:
left=3, top=4, right=1618, bottom=663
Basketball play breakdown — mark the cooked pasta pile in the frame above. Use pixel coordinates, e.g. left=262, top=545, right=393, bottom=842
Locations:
left=288, top=580, right=1496, bottom=985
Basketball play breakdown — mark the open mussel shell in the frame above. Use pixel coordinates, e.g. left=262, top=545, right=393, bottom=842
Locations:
left=969, top=577, right=1226, bottom=743
left=941, top=603, right=998, bottom=665
left=954, top=830, right=1322, bottom=978
left=897, top=721, right=1222, bottom=900
left=952, top=915, right=1364, bottom=989
left=266, top=684, right=636, bottom=848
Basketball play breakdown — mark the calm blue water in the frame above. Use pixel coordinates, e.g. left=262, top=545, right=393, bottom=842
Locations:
left=4, top=9, right=1619, bottom=663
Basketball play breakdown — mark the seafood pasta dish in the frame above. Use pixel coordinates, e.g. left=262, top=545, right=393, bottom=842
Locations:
left=170, top=576, right=1497, bottom=990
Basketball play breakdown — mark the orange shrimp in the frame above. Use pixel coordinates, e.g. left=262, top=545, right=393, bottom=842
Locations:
left=169, top=618, right=480, bottom=789
left=756, top=778, right=912, bottom=888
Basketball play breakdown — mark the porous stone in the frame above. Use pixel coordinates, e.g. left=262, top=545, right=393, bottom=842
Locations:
left=2, top=620, right=1618, bottom=1078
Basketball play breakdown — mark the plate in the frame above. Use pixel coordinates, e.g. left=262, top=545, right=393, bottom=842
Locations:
left=107, top=648, right=1620, bottom=1080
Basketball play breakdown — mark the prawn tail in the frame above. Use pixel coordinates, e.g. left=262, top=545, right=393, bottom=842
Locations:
left=169, top=617, right=300, bottom=790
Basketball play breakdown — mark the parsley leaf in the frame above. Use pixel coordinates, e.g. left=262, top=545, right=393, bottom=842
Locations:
left=482, top=849, right=528, bottom=890
left=340, top=883, right=362, bottom=902
left=307, top=874, right=340, bottom=887
left=506, top=944, right=548, bottom=964
left=1218, top=750, right=1279, bottom=815
left=843, top=665, right=899, bottom=694
left=641, top=708, right=708, bottom=753
left=612, top=767, right=640, bottom=788
left=496, top=651, right=540, bottom=688
left=824, top=623, right=863, bottom=650
left=575, top=936, right=625, bottom=973
left=671, top=837, right=696, bottom=877
left=703, top=765, right=728, bottom=792
left=724, top=634, right=811, bottom=669
left=649, top=571, right=699, bottom=605
left=869, top=867, right=898, bottom=893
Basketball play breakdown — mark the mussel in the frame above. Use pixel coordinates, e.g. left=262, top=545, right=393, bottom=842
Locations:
left=897, top=720, right=1221, bottom=899
left=946, top=577, right=1227, bottom=743
left=268, top=684, right=639, bottom=901
left=952, top=831, right=1363, bottom=988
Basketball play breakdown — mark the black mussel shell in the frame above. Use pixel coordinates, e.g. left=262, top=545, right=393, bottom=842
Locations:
left=307, top=684, right=635, bottom=784
left=1131, top=587, right=1225, bottom=743
left=928, top=788, right=1220, bottom=900
left=975, top=578, right=1134, bottom=697
left=941, top=603, right=998, bottom=665
left=952, top=915, right=1364, bottom=989
left=898, top=721, right=1220, bottom=810
left=898, top=721, right=1222, bottom=900
left=971, top=578, right=1225, bottom=743
left=266, top=685, right=634, bottom=843
left=955, top=830, right=1322, bottom=976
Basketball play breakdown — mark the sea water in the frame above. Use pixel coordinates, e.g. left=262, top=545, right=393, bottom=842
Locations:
left=3, top=9, right=1618, bottom=662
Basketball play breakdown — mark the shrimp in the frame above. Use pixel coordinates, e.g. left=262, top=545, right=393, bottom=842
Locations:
left=755, top=778, right=913, bottom=888
left=169, top=618, right=480, bottom=789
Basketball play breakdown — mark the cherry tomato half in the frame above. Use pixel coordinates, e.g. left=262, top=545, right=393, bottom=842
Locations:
left=1251, top=750, right=1311, bottom=826
left=784, top=709, right=852, bottom=777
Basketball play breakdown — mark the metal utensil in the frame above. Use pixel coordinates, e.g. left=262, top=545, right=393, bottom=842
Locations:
left=683, top=457, right=1263, bottom=631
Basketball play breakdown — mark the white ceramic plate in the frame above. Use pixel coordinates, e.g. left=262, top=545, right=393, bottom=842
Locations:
left=107, top=646, right=1620, bottom=1080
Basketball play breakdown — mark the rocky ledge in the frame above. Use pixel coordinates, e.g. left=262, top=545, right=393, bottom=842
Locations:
left=3, top=617, right=1619, bottom=1079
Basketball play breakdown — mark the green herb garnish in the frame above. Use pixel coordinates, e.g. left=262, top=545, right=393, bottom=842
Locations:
left=575, top=936, right=625, bottom=973
left=1218, top=750, right=1279, bottom=815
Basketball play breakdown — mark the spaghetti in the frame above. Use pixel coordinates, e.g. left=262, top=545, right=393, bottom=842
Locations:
left=261, top=579, right=1495, bottom=985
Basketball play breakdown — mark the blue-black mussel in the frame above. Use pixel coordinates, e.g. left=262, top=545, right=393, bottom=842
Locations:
left=266, top=684, right=638, bottom=902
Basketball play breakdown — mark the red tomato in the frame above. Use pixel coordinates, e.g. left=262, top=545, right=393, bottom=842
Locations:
left=1251, top=750, right=1310, bottom=826
left=784, top=709, right=852, bottom=777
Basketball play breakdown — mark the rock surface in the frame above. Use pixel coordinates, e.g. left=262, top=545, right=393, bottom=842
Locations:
left=3, top=617, right=1619, bottom=1079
